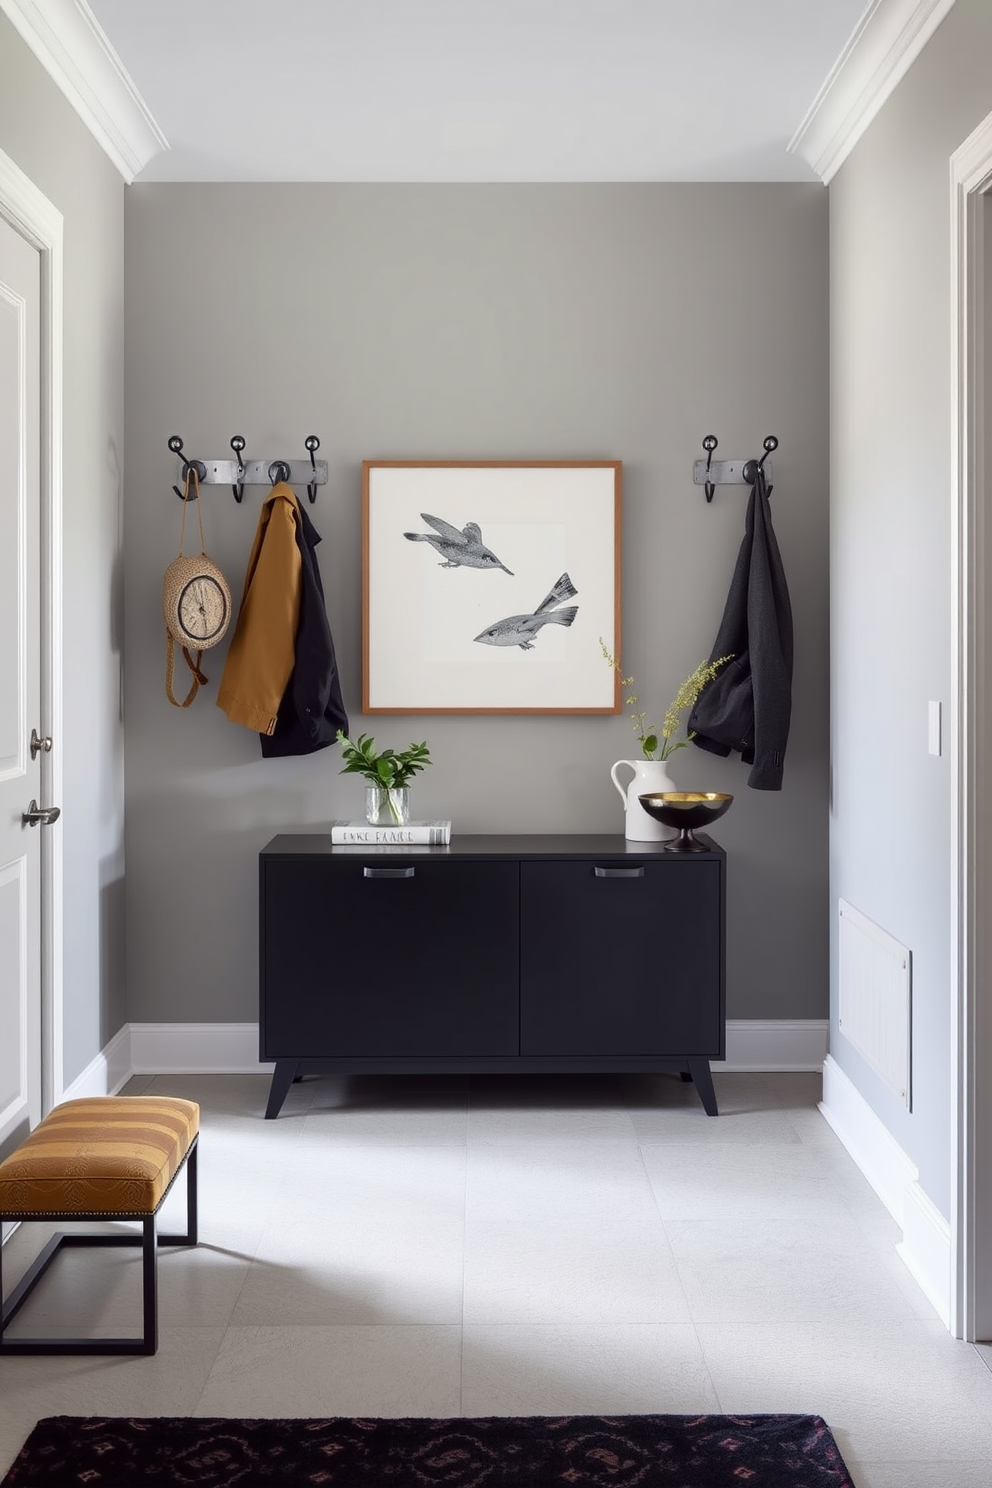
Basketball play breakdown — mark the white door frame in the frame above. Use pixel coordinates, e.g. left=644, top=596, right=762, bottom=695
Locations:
left=951, top=110, right=992, bottom=1342
left=0, top=149, right=63, bottom=1116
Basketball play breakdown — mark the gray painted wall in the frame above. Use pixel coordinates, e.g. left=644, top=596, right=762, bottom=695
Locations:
left=830, top=0, right=992, bottom=1218
left=123, top=183, right=828, bottom=1027
left=0, top=14, right=126, bottom=1085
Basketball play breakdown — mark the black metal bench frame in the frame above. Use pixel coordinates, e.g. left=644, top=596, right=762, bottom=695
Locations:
left=0, top=1134, right=198, bottom=1356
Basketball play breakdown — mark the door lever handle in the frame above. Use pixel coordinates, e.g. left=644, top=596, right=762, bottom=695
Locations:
left=22, top=800, right=61, bottom=827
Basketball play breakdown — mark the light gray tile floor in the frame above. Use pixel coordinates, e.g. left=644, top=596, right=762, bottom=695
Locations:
left=1, top=1070, right=990, bottom=1486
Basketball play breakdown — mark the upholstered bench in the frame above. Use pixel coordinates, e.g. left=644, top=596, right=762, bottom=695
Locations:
left=0, top=1095, right=199, bottom=1356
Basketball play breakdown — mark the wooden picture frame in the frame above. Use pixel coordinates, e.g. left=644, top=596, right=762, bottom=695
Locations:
left=362, top=460, right=622, bottom=715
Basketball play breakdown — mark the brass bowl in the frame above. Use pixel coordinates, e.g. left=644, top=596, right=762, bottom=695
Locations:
left=637, top=791, right=733, bottom=851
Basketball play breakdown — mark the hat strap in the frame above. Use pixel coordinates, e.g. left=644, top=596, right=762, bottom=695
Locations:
left=177, top=466, right=207, bottom=557
left=165, top=632, right=207, bottom=708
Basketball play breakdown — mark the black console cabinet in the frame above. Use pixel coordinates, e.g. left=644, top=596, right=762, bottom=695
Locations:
left=259, top=834, right=726, bottom=1118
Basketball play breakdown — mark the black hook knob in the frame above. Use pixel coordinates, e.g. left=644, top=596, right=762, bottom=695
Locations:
left=268, top=460, right=292, bottom=486
left=230, top=435, right=246, bottom=503
left=168, top=435, right=206, bottom=499
left=743, top=436, right=779, bottom=486
left=702, top=435, right=718, bottom=503
left=305, top=435, right=320, bottom=504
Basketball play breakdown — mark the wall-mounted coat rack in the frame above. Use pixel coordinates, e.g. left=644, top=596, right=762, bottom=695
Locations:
left=169, top=434, right=328, bottom=504
left=693, top=434, right=778, bottom=502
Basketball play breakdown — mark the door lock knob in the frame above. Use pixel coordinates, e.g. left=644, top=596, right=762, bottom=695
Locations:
left=22, top=800, right=61, bottom=827
left=30, top=729, right=52, bottom=760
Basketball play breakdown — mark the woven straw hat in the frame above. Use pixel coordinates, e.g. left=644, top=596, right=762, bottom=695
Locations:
left=163, top=468, right=233, bottom=708
left=162, top=552, right=232, bottom=649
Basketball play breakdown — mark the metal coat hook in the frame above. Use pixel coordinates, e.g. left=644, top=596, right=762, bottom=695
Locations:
left=701, top=435, right=718, bottom=503
left=742, top=436, right=779, bottom=488
left=304, top=435, right=320, bottom=505
left=230, top=435, right=247, bottom=503
left=693, top=433, right=779, bottom=499
left=169, top=435, right=329, bottom=500
left=168, top=435, right=207, bottom=500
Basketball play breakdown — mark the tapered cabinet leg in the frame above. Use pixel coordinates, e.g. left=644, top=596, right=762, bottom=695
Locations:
left=265, top=1060, right=299, bottom=1119
left=687, top=1058, right=719, bottom=1116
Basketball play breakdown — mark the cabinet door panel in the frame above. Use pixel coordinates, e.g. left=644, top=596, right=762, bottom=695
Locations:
left=520, top=859, right=722, bottom=1055
left=262, top=858, right=519, bottom=1057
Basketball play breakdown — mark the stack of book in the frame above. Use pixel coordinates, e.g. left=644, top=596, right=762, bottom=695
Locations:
left=330, top=819, right=452, bottom=845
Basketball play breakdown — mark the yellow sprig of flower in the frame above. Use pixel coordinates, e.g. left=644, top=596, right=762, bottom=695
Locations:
left=601, top=640, right=733, bottom=763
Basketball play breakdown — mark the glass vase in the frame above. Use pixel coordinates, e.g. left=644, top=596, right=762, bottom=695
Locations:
left=365, top=784, right=410, bottom=826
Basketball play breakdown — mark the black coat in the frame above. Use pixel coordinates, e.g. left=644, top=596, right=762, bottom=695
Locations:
left=687, top=467, right=793, bottom=790
left=260, top=501, right=348, bottom=758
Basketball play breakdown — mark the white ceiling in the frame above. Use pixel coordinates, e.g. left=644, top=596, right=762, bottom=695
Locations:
left=86, top=0, right=869, bottom=183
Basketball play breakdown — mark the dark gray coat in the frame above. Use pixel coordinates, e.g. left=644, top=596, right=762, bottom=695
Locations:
left=687, top=467, right=793, bottom=790
left=260, top=501, right=348, bottom=758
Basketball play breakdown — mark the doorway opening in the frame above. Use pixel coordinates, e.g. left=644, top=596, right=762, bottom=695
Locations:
left=951, top=111, right=992, bottom=1343
left=0, top=149, right=64, bottom=1135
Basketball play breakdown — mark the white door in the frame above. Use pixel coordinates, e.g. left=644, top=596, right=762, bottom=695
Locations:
left=0, top=211, right=43, bottom=1159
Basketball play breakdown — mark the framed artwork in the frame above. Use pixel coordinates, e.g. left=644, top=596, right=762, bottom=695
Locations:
left=362, top=460, right=622, bottom=714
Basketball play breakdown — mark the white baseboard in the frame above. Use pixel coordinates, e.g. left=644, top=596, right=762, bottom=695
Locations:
left=819, top=1054, right=917, bottom=1223
left=55, top=1018, right=830, bottom=1089
left=125, top=1019, right=826, bottom=1077
left=129, top=1022, right=275, bottom=1075
left=820, top=1054, right=951, bottom=1324
left=897, top=1180, right=952, bottom=1328
left=716, top=1019, right=828, bottom=1072
left=59, top=1023, right=132, bottom=1101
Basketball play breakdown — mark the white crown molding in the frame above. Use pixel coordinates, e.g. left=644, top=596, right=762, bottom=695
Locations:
left=0, top=0, right=167, bottom=183
left=789, top=0, right=958, bottom=184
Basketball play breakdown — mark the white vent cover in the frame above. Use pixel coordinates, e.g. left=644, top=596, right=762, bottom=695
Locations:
left=838, top=898, right=911, bottom=1107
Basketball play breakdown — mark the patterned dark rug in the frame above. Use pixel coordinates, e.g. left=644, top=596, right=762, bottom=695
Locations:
left=1, top=1414, right=856, bottom=1486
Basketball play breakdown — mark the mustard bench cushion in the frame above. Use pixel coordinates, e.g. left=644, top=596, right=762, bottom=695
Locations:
left=0, top=1096, right=199, bottom=1216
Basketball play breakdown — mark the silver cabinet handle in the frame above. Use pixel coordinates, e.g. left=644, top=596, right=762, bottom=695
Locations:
left=594, top=865, right=645, bottom=878
left=363, top=866, right=416, bottom=879
left=23, top=800, right=61, bottom=827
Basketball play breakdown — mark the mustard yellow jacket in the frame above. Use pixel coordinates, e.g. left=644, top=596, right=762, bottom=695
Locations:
left=217, top=484, right=303, bottom=734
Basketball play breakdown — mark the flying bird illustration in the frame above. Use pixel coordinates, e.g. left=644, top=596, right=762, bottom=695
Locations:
left=404, top=513, right=513, bottom=574
left=474, top=573, right=579, bottom=651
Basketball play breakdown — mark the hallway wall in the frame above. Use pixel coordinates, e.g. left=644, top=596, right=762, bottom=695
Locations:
left=123, top=183, right=829, bottom=1030
left=830, top=0, right=992, bottom=1217
left=0, top=12, right=126, bottom=1089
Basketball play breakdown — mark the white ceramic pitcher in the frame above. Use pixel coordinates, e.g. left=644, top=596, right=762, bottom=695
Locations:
left=610, top=758, right=678, bottom=841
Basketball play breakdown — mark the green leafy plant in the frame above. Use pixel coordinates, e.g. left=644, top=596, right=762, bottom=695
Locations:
left=600, top=642, right=733, bottom=762
left=335, top=730, right=432, bottom=790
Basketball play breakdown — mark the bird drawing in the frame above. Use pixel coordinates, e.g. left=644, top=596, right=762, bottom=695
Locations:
left=474, top=573, right=579, bottom=651
left=403, top=513, right=514, bottom=574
